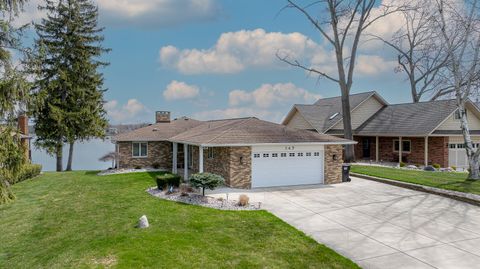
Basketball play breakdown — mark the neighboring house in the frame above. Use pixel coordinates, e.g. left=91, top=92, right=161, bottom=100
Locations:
left=113, top=111, right=355, bottom=188
left=283, top=91, right=480, bottom=169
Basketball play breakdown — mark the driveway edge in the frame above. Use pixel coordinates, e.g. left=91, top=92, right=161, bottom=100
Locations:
left=351, top=172, right=480, bottom=207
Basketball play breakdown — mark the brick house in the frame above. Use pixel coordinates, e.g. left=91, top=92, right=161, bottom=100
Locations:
left=113, top=112, right=355, bottom=188
left=283, top=91, right=480, bottom=168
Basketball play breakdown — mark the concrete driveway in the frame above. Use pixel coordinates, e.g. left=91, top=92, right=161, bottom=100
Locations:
left=207, top=177, right=480, bottom=269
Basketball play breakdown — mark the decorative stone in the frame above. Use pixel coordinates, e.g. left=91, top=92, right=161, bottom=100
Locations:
left=406, top=165, right=418, bottom=169
left=137, top=215, right=149, bottom=228
left=424, top=165, right=436, bottom=171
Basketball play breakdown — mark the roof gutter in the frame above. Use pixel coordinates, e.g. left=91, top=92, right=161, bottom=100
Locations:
left=167, top=140, right=357, bottom=147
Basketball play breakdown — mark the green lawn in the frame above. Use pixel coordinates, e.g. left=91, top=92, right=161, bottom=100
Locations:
left=351, top=165, right=480, bottom=195
left=0, top=171, right=359, bottom=269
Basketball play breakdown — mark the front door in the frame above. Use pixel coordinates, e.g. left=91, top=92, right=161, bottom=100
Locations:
left=362, top=138, right=371, bottom=158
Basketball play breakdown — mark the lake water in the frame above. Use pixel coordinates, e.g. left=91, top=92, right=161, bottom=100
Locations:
left=31, top=138, right=115, bottom=171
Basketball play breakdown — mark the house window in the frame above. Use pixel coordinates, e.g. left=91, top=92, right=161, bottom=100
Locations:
left=393, top=140, right=411, bottom=152
left=132, top=142, right=147, bottom=157
left=454, top=109, right=467, bottom=120
left=253, top=153, right=260, bottom=158
left=457, top=143, right=465, bottom=149
left=281, top=153, right=287, bottom=157
left=449, top=144, right=456, bottom=149
left=207, top=147, right=215, bottom=159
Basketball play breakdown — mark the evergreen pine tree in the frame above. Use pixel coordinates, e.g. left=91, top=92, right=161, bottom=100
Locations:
left=31, top=0, right=109, bottom=171
left=0, top=0, right=29, bottom=204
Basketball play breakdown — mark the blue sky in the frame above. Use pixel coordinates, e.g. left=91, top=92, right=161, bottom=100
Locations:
left=19, top=0, right=413, bottom=124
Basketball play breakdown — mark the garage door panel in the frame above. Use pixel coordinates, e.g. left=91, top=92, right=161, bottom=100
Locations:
left=251, top=146, right=324, bottom=188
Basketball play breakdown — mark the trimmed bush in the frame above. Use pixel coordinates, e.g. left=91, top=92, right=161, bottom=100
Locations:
left=156, top=173, right=181, bottom=190
left=189, top=173, right=224, bottom=196
left=451, top=166, right=457, bottom=171
left=432, top=163, right=441, bottom=169
left=399, top=162, right=406, bottom=168
left=152, top=162, right=161, bottom=169
left=11, top=164, right=42, bottom=184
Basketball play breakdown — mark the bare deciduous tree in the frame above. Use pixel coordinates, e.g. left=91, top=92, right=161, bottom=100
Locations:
left=372, top=1, right=453, bottom=102
left=277, top=0, right=400, bottom=162
left=434, top=0, right=480, bottom=179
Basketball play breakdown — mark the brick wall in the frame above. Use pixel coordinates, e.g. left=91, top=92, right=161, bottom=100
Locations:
left=117, top=141, right=172, bottom=169
left=356, top=136, right=448, bottom=167
left=189, top=146, right=252, bottom=188
left=324, top=145, right=344, bottom=184
left=228, top=147, right=252, bottom=188
left=354, top=137, right=376, bottom=160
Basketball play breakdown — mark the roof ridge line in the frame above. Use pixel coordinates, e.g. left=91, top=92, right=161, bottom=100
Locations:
left=313, top=91, right=376, bottom=103
left=204, top=117, right=255, bottom=144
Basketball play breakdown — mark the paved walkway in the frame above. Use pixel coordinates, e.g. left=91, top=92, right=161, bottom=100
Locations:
left=207, top=177, right=480, bottom=269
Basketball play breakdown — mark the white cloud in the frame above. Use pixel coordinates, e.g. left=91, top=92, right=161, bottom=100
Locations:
left=15, top=0, right=220, bottom=28
left=163, top=80, right=200, bottom=100
left=159, top=28, right=325, bottom=74
left=355, top=55, right=397, bottom=76
left=105, top=99, right=149, bottom=123
left=97, top=0, right=220, bottom=27
left=194, top=82, right=321, bottom=123
left=229, top=83, right=320, bottom=108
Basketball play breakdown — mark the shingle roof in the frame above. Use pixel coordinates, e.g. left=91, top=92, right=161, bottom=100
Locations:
left=291, top=91, right=381, bottom=133
left=169, top=117, right=354, bottom=146
left=112, top=117, right=204, bottom=142
left=355, top=99, right=458, bottom=136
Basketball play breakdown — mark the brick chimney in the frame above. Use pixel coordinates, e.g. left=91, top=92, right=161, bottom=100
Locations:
left=155, top=111, right=171, bottom=123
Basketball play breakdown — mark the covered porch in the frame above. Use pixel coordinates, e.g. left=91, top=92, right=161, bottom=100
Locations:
left=353, top=136, right=448, bottom=167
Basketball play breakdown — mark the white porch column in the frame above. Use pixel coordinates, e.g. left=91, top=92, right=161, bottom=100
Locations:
left=424, top=136, right=429, bottom=166
left=375, top=136, right=379, bottom=163
left=184, top=143, right=188, bottom=180
left=199, top=146, right=204, bottom=173
left=172, top=142, right=178, bottom=174
left=399, top=136, right=403, bottom=163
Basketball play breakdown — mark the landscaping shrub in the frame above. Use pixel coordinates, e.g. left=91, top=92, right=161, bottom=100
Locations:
left=399, top=162, right=406, bottom=168
left=432, top=163, right=441, bottom=169
left=10, top=164, right=42, bottom=184
left=451, top=166, right=457, bottom=171
left=152, top=162, right=161, bottom=169
left=134, top=165, right=142, bottom=169
left=189, top=173, right=224, bottom=196
left=238, top=194, right=249, bottom=206
left=156, top=173, right=181, bottom=190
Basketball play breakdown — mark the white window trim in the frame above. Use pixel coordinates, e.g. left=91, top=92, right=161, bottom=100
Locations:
left=132, top=142, right=148, bottom=158
left=207, top=147, right=215, bottom=159
left=393, top=139, right=411, bottom=153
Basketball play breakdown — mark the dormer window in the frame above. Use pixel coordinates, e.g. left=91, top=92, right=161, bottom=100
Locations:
left=329, top=112, right=339, bottom=120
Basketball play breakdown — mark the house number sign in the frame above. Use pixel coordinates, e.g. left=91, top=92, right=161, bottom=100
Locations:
left=284, top=146, right=295, bottom=150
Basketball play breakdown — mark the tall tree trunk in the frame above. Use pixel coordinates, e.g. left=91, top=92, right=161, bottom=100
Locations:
left=66, top=141, right=74, bottom=171
left=458, top=102, right=480, bottom=179
left=340, top=83, right=354, bottom=162
left=56, top=142, right=63, bottom=172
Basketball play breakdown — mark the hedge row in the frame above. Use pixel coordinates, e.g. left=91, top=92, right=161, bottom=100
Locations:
left=9, top=164, right=42, bottom=184
left=156, top=173, right=181, bottom=189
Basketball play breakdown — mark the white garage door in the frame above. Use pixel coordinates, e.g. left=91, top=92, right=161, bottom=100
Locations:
left=251, top=145, right=324, bottom=188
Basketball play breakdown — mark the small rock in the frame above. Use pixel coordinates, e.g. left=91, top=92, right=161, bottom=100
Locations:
left=406, top=165, right=417, bottom=169
left=138, top=215, right=149, bottom=228
left=424, top=166, right=436, bottom=171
